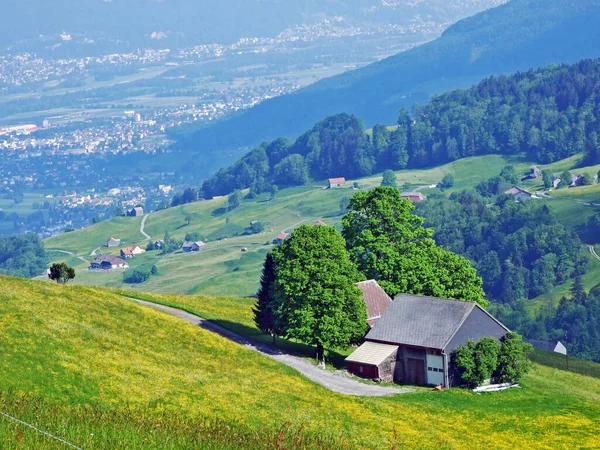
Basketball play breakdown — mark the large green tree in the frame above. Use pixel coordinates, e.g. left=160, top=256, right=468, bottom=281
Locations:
left=272, top=225, right=367, bottom=364
left=341, top=187, right=486, bottom=306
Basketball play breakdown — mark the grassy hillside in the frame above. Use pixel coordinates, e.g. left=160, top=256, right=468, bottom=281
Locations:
left=42, top=153, right=600, bottom=302
left=43, top=155, right=533, bottom=296
left=1, top=276, right=600, bottom=449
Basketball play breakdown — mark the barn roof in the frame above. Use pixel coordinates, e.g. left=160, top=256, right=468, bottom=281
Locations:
left=357, top=280, right=392, bottom=327
left=328, top=177, right=346, bottom=184
left=366, top=294, right=486, bottom=350
left=528, top=339, right=559, bottom=351
left=345, top=341, right=399, bottom=366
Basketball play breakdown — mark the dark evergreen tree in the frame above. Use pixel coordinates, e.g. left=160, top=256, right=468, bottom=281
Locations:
left=253, top=252, right=278, bottom=344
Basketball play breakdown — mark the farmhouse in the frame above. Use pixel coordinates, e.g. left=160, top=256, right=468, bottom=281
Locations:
left=530, top=166, right=542, bottom=178
left=107, top=237, right=121, bottom=248
left=182, top=241, right=205, bottom=252
left=505, top=186, right=534, bottom=202
left=356, top=280, right=392, bottom=327
left=570, top=174, right=584, bottom=187
left=128, top=206, right=144, bottom=217
left=346, top=294, right=509, bottom=387
left=529, top=339, right=567, bottom=355
left=120, top=244, right=145, bottom=258
left=328, top=177, right=346, bottom=188
left=90, top=255, right=129, bottom=270
left=401, top=192, right=425, bottom=202
left=273, top=232, right=290, bottom=244
left=552, top=176, right=562, bottom=189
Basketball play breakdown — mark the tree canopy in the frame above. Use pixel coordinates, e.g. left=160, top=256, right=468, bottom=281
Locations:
left=341, top=187, right=486, bottom=306
left=48, top=262, right=75, bottom=284
left=272, top=225, right=367, bottom=363
left=0, top=233, right=47, bottom=278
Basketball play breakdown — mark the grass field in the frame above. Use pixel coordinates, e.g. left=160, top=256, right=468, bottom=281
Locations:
left=1, top=276, right=600, bottom=449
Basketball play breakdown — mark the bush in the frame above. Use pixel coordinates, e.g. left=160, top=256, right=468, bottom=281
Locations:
left=494, top=332, right=533, bottom=383
left=438, top=173, right=455, bottom=189
left=185, top=232, right=203, bottom=242
left=452, top=333, right=530, bottom=387
left=123, top=265, right=158, bottom=284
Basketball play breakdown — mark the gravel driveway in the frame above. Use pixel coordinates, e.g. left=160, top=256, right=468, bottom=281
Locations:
left=130, top=298, right=410, bottom=397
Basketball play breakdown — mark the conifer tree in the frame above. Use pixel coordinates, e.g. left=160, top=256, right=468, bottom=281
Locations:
left=253, top=252, right=278, bottom=344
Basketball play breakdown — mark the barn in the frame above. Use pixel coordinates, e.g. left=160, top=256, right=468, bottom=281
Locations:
left=346, top=294, right=509, bottom=387
left=356, top=280, right=392, bottom=327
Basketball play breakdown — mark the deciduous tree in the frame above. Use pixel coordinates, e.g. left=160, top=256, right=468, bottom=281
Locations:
left=48, top=262, right=75, bottom=284
left=342, top=187, right=486, bottom=306
left=272, top=225, right=367, bottom=365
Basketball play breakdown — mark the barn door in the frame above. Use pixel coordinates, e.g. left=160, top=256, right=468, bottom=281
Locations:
left=407, top=358, right=425, bottom=385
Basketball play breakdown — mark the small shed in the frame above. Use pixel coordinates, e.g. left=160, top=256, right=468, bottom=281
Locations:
left=328, top=177, right=346, bottom=188
left=107, top=237, right=121, bottom=248
left=529, top=339, right=567, bottom=355
left=182, top=241, right=205, bottom=252
left=552, top=176, right=561, bottom=189
left=273, top=232, right=290, bottom=244
left=346, top=294, right=509, bottom=387
left=401, top=192, right=425, bottom=202
left=128, top=206, right=144, bottom=217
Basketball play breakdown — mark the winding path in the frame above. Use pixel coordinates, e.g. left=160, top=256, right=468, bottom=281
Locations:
left=129, top=298, right=409, bottom=397
left=47, top=249, right=88, bottom=264
left=590, top=245, right=600, bottom=262
left=140, top=214, right=151, bottom=241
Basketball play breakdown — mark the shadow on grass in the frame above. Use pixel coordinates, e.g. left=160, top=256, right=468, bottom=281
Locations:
left=207, top=319, right=349, bottom=369
left=212, top=207, right=227, bottom=217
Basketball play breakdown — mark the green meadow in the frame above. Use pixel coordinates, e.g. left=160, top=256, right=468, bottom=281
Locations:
left=1, top=276, right=600, bottom=449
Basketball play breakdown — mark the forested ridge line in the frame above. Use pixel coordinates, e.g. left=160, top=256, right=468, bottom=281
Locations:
left=201, top=58, right=600, bottom=198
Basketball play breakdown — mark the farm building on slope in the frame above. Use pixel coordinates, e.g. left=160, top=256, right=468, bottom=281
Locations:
left=120, top=244, right=146, bottom=258
left=328, top=177, right=346, bottom=188
left=356, top=280, right=392, bottom=327
left=107, top=237, right=121, bottom=248
left=346, top=294, right=509, bottom=388
left=90, top=255, right=129, bottom=270
left=182, top=241, right=206, bottom=252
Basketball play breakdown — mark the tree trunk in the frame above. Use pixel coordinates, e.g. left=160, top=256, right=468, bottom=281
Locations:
left=316, top=343, right=325, bottom=368
left=272, top=333, right=277, bottom=346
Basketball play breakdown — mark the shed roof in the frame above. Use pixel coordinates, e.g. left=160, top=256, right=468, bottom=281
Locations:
left=345, top=341, right=399, bottom=366
left=357, top=280, right=392, bottom=327
left=366, top=294, right=480, bottom=350
left=328, top=177, right=346, bottom=184
left=93, top=254, right=126, bottom=265
left=528, top=339, right=559, bottom=351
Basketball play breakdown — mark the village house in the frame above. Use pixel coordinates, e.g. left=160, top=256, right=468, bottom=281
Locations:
left=328, top=177, right=346, bottom=189
left=90, top=255, right=129, bottom=270
left=528, top=339, right=567, bottom=355
left=345, top=294, right=509, bottom=387
left=530, top=166, right=542, bottom=179
left=356, top=280, right=392, bottom=327
left=401, top=192, right=425, bottom=202
left=505, top=186, right=535, bottom=202
left=570, top=174, right=584, bottom=187
left=107, top=237, right=121, bottom=248
left=273, top=232, right=290, bottom=244
left=154, top=239, right=165, bottom=249
left=552, top=176, right=562, bottom=189
left=128, top=206, right=144, bottom=217
left=120, top=244, right=146, bottom=258
left=182, top=241, right=205, bottom=252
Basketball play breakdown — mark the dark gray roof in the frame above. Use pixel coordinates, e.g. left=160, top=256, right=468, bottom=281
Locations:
left=528, top=339, right=557, bottom=351
left=365, top=294, right=478, bottom=350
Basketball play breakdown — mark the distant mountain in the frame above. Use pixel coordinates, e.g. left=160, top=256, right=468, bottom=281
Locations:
left=179, top=0, right=600, bottom=177
left=1, top=0, right=502, bottom=52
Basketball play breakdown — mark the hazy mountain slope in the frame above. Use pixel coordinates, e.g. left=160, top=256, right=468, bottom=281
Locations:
left=180, top=0, right=600, bottom=176
left=0, top=0, right=502, bottom=51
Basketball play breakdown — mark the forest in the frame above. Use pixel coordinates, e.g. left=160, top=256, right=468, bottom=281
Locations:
left=0, top=233, right=47, bottom=278
left=415, top=183, right=586, bottom=303
left=201, top=58, right=600, bottom=197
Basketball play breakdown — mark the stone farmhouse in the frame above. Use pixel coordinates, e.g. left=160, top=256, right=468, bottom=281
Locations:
left=346, top=293, right=509, bottom=388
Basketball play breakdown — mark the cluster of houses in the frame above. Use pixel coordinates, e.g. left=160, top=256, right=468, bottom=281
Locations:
left=89, top=238, right=147, bottom=271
